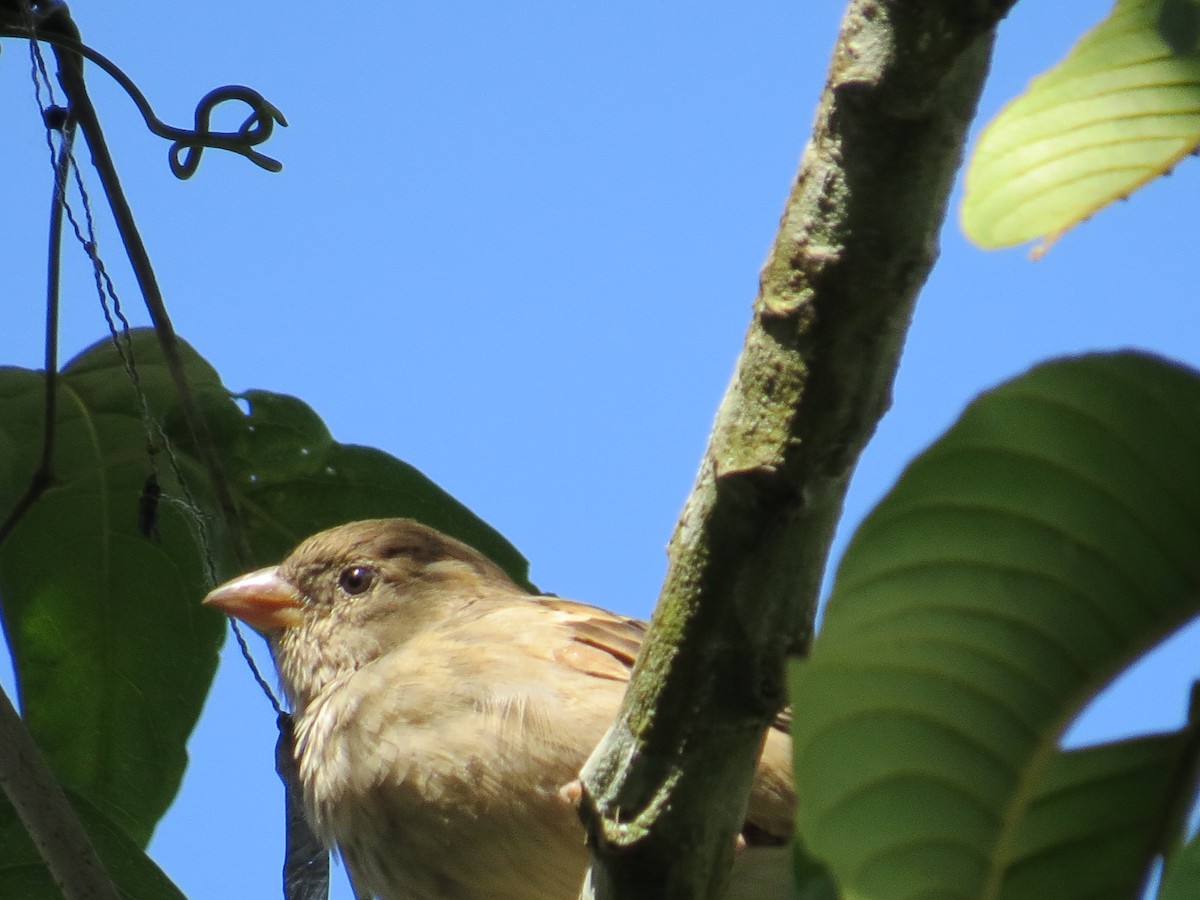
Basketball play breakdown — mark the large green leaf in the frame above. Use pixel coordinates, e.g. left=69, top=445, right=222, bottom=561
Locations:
left=0, top=337, right=230, bottom=846
left=210, top=387, right=532, bottom=587
left=0, top=329, right=529, bottom=858
left=790, top=352, right=1200, bottom=899
left=0, top=787, right=186, bottom=900
left=1159, top=823, right=1200, bottom=900
left=962, top=0, right=1200, bottom=252
left=1000, top=731, right=1195, bottom=899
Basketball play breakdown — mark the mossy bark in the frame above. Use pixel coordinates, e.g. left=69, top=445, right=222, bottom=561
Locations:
left=578, top=3, right=1021, bottom=898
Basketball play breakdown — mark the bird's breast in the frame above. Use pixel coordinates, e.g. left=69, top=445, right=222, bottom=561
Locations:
left=291, top=659, right=600, bottom=900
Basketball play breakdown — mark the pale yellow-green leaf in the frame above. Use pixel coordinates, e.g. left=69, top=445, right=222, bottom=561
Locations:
left=962, top=0, right=1200, bottom=253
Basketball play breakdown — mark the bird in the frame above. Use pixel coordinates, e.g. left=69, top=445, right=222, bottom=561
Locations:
left=203, top=517, right=794, bottom=900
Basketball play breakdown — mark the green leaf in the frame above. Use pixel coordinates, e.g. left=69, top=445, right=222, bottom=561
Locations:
left=0, top=787, right=186, bottom=900
left=1159, top=0, right=1200, bottom=56
left=1000, top=732, right=1194, bottom=899
left=1159, top=826, right=1200, bottom=900
left=216, top=388, right=532, bottom=587
left=0, top=336, right=230, bottom=846
left=790, top=351, right=1200, bottom=899
left=0, top=328, right=530, bottom=854
left=962, top=0, right=1200, bottom=252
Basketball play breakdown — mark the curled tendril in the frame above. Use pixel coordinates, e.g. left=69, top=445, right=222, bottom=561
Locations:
left=167, top=85, right=287, bottom=178
left=0, top=17, right=287, bottom=179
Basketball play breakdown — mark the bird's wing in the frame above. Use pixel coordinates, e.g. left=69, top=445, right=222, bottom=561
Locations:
left=532, top=595, right=791, bottom=733
left=532, top=596, right=646, bottom=682
left=526, top=594, right=795, bottom=842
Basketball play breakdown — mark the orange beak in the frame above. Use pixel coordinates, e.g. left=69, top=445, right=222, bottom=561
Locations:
left=203, top=566, right=305, bottom=631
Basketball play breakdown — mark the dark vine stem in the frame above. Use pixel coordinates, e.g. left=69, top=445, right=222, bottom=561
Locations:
left=41, top=14, right=257, bottom=570
left=0, top=113, right=70, bottom=545
left=43, top=16, right=289, bottom=763
left=6, top=10, right=323, bottom=900
left=0, top=98, right=121, bottom=899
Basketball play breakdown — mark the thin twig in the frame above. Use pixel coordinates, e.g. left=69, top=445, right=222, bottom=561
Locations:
left=0, top=110, right=72, bottom=545
left=0, top=86, right=117, bottom=898
left=0, top=5, right=69, bottom=545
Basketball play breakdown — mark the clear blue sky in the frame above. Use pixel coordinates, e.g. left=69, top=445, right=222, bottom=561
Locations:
left=2, top=2, right=1198, bottom=897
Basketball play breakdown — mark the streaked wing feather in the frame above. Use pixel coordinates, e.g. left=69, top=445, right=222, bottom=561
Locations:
left=534, top=597, right=645, bottom=681
left=531, top=595, right=794, bottom=843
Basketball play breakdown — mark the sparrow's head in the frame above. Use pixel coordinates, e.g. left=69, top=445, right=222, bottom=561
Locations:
left=203, top=518, right=520, bottom=707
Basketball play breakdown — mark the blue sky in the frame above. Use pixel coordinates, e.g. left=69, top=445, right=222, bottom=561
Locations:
left=3, top=2, right=1199, bottom=897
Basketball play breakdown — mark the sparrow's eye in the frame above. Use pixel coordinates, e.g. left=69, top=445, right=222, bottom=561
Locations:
left=338, top=566, right=376, bottom=596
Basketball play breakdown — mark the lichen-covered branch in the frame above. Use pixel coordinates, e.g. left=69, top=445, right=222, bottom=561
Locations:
left=577, top=3, right=1020, bottom=898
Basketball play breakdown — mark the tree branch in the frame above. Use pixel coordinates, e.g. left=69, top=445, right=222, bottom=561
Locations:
left=0, top=686, right=119, bottom=900
left=577, top=3, right=1020, bottom=898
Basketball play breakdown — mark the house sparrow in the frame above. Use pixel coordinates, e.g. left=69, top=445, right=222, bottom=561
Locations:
left=203, top=518, right=794, bottom=900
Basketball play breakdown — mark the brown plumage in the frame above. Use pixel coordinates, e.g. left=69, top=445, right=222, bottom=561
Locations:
left=203, top=518, right=794, bottom=900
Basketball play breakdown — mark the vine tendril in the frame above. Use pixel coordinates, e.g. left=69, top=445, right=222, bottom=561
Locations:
left=169, top=84, right=287, bottom=178
left=0, top=8, right=287, bottom=178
